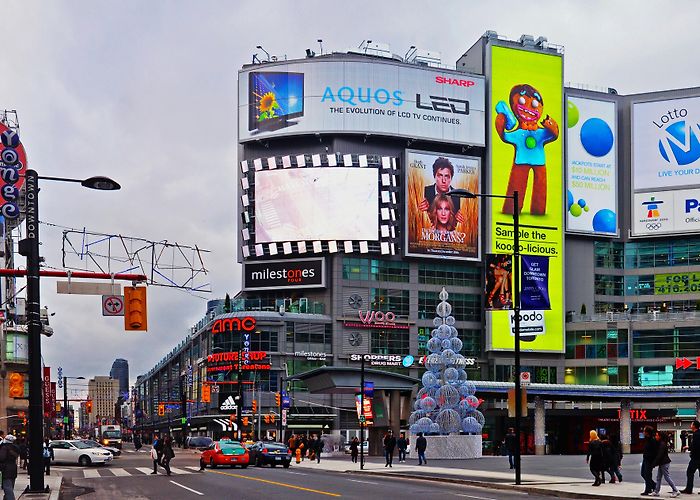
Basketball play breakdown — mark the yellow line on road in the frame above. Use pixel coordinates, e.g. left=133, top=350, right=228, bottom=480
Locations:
left=206, top=469, right=342, bottom=497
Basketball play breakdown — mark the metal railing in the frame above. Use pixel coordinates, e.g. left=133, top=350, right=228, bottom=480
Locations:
left=567, top=310, right=700, bottom=323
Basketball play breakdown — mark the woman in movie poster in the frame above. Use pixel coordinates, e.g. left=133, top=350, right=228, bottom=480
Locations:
left=406, top=152, right=479, bottom=259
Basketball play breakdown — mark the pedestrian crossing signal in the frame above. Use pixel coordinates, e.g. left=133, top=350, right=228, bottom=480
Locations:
left=158, top=403, right=165, bottom=416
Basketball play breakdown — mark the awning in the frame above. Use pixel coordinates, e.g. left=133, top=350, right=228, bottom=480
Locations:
left=290, top=366, right=419, bottom=394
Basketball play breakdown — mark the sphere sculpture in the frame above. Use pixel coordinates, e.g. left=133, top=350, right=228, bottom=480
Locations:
left=408, top=287, right=484, bottom=435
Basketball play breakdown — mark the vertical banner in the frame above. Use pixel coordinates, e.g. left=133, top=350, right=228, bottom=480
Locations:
left=405, top=150, right=481, bottom=261
left=50, top=382, right=57, bottom=418
left=520, top=255, right=551, bottom=310
left=484, top=254, right=513, bottom=310
left=43, top=366, right=52, bottom=416
left=566, top=96, right=617, bottom=235
left=488, top=44, right=564, bottom=352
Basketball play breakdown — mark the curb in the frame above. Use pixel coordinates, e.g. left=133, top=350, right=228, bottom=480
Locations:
left=344, top=470, right=634, bottom=500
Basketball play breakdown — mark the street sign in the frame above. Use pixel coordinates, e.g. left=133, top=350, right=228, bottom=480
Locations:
left=281, top=409, right=287, bottom=427
left=520, top=371, right=531, bottom=386
left=58, top=281, right=120, bottom=295
left=102, top=295, right=125, bottom=316
left=363, top=381, right=374, bottom=398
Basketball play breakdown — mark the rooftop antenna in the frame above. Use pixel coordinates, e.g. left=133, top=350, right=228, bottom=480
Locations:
left=256, top=45, right=270, bottom=62
left=404, top=45, right=416, bottom=61
left=317, top=39, right=323, bottom=55
left=364, top=40, right=372, bottom=54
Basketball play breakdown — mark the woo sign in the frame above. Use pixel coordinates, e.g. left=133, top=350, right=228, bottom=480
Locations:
left=343, top=310, right=409, bottom=330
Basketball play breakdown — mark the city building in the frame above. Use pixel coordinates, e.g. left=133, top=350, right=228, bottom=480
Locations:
left=135, top=33, right=700, bottom=454
left=87, top=376, right=119, bottom=427
left=109, top=359, right=130, bottom=399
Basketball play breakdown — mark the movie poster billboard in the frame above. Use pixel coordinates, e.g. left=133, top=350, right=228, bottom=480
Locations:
left=485, top=254, right=512, bottom=310
left=566, top=96, right=618, bottom=235
left=487, top=44, right=564, bottom=353
left=405, top=150, right=480, bottom=261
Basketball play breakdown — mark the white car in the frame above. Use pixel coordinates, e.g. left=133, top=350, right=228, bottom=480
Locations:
left=49, top=440, right=113, bottom=466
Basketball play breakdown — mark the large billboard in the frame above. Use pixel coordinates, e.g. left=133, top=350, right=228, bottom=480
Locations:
left=488, top=44, right=564, bottom=352
left=254, top=167, right=378, bottom=243
left=566, top=96, right=617, bottom=235
left=632, top=188, right=700, bottom=236
left=238, top=60, right=485, bottom=146
left=404, top=150, right=480, bottom=261
left=632, top=96, right=700, bottom=191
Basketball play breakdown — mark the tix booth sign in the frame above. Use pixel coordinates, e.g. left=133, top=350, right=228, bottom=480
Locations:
left=212, top=316, right=256, bottom=334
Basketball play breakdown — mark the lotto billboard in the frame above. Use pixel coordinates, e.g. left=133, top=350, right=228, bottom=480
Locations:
left=566, top=96, right=618, bottom=235
left=405, top=150, right=480, bottom=261
left=238, top=59, right=485, bottom=146
left=487, top=44, right=564, bottom=352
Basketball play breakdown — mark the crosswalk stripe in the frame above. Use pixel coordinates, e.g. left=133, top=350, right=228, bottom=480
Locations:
left=136, top=467, right=154, bottom=475
left=84, top=469, right=100, bottom=478
left=185, top=466, right=203, bottom=471
left=109, top=468, right=130, bottom=477
left=168, top=467, right=191, bottom=475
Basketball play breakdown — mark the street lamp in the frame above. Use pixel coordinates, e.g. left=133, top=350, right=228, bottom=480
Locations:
left=21, top=170, right=120, bottom=493
left=447, top=188, right=523, bottom=485
left=63, top=376, right=86, bottom=439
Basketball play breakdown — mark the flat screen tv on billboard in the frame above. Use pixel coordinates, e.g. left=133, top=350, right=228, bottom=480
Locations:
left=254, top=167, right=379, bottom=243
left=238, top=59, right=485, bottom=146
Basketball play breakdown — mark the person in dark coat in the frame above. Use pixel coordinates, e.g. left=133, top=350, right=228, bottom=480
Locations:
left=17, top=437, right=27, bottom=470
left=681, top=419, right=700, bottom=493
left=651, top=431, right=680, bottom=497
left=383, top=430, right=397, bottom=467
left=505, top=428, right=517, bottom=470
left=350, top=437, right=359, bottom=463
left=607, top=434, right=623, bottom=483
left=600, top=438, right=614, bottom=484
left=43, top=437, right=54, bottom=476
left=586, top=430, right=604, bottom=486
left=397, top=433, right=408, bottom=463
left=641, top=425, right=658, bottom=495
left=415, top=432, right=427, bottom=465
left=161, top=435, right=175, bottom=476
left=0, top=435, right=20, bottom=500
left=151, top=433, right=163, bottom=474
left=314, top=435, right=324, bottom=464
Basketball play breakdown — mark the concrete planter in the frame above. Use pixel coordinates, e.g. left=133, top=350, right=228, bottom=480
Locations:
left=408, top=434, right=482, bottom=459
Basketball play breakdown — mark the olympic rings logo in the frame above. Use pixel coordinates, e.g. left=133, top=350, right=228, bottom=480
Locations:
left=646, top=222, right=662, bottom=231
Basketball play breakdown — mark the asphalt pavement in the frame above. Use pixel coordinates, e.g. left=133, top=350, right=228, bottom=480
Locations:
left=56, top=444, right=554, bottom=499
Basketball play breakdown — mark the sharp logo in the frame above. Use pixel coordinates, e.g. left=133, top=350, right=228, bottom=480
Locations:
left=416, top=94, right=469, bottom=115
left=435, top=75, right=476, bottom=87
left=220, top=396, right=238, bottom=411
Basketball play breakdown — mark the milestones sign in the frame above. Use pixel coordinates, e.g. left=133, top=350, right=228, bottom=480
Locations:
left=243, top=258, right=325, bottom=291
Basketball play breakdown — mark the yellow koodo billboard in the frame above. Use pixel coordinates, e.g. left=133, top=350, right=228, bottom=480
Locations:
left=488, top=44, right=564, bottom=352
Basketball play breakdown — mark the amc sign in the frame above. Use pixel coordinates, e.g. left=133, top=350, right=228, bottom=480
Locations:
left=212, top=316, right=256, bottom=334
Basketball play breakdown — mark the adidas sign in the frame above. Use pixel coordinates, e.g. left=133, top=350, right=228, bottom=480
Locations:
left=220, top=396, right=238, bottom=411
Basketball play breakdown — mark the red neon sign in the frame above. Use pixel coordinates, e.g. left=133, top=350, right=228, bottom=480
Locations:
left=212, top=316, right=256, bottom=334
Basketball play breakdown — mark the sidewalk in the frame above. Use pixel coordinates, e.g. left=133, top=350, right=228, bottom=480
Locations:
left=14, top=470, right=62, bottom=500
left=293, top=455, right=687, bottom=499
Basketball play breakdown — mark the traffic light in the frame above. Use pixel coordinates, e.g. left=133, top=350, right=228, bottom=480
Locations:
left=8, top=372, right=23, bottom=398
left=201, top=385, right=211, bottom=403
left=269, top=414, right=275, bottom=424
left=124, top=286, right=148, bottom=331
left=275, top=392, right=281, bottom=406
left=252, top=399, right=257, bottom=413
left=242, top=417, right=249, bottom=427
left=86, top=400, right=93, bottom=414
left=264, top=415, right=270, bottom=424
left=158, top=403, right=165, bottom=416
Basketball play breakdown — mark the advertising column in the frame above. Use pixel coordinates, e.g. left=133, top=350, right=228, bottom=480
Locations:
left=488, top=44, right=564, bottom=352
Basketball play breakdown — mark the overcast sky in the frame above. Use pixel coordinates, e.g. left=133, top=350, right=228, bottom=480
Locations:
left=2, top=1, right=699, bottom=401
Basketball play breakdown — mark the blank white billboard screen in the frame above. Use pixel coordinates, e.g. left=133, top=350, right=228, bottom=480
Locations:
left=255, top=168, right=379, bottom=243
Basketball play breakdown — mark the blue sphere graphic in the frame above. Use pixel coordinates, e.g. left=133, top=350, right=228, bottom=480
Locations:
left=580, top=118, right=614, bottom=157
left=592, top=209, right=616, bottom=233
left=567, top=190, right=574, bottom=211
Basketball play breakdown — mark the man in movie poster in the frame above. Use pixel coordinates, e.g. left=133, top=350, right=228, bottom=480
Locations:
left=406, top=151, right=480, bottom=260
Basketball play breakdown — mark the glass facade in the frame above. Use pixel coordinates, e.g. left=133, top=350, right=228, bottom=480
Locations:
left=342, top=258, right=410, bottom=282
left=493, top=365, right=557, bottom=384
left=418, top=291, right=481, bottom=321
left=564, top=366, right=629, bottom=386
left=566, top=329, right=629, bottom=360
left=418, top=262, right=480, bottom=287
left=371, top=328, right=410, bottom=354
left=594, top=239, right=700, bottom=270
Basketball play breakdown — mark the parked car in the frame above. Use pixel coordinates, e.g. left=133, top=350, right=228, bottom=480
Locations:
left=49, top=440, right=113, bottom=466
left=186, top=436, right=213, bottom=451
left=343, top=441, right=369, bottom=454
left=80, top=439, right=121, bottom=457
left=200, top=439, right=249, bottom=468
left=248, top=441, right=292, bottom=468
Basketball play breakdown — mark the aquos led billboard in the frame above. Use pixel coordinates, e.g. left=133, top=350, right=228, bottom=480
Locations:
left=632, top=95, right=700, bottom=236
left=566, top=96, right=617, bottom=236
left=487, top=44, right=564, bottom=353
left=238, top=59, right=485, bottom=146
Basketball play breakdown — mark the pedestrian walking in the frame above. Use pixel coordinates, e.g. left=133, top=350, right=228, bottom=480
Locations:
left=681, top=430, right=688, bottom=450
left=315, top=435, right=323, bottom=464
left=586, top=430, right=604, bottom=486
left=651, top=431, right=680, bottom=497
left=350, top=437, right=359, bottom=464
left=608, top=434, right=623, bottom=483
left=600, top=437, right=614, bottom=484
left=42, top=438, right=53, bottom=476
left=505, top=428, right=517, bottom=470
left=680, top=419, right=700, bottom=493
left=134, top=434, right=142, bottom=451
left=641, top=425, right=658, bottom=495
left=0, top=435, right=20, bottom=500
left=383, top=430, right=396, bottom=467
left=150, top=434, right=163, bottom=475
left=397, top=433, right=408, bottom=463
left=17, top=437, right=27, bottom=470
left=161, top=435, right=175, bottom=476
left=416, top=432, right=427, bottom=465
left=308, top=435, right=316, bottom=462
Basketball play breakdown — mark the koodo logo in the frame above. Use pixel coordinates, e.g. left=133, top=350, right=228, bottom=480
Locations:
left=654, top=108, right=700, bottom=166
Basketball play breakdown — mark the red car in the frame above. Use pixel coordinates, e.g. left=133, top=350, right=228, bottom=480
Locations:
left=201, top=440, right=249, bottom=469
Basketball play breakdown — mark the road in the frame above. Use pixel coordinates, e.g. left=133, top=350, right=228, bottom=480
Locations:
left=57, top=444, right=553, bottom=499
